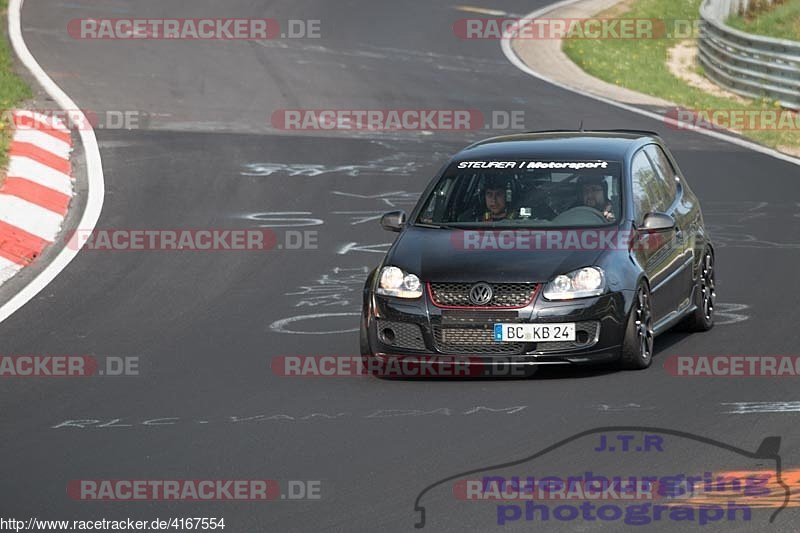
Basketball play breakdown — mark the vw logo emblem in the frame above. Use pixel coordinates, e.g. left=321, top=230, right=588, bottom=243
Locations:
left=469, top=282, right=493, bottom=306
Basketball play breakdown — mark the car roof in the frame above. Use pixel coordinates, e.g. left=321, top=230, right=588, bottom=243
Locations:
left=455, top=131, right=661, bottom=162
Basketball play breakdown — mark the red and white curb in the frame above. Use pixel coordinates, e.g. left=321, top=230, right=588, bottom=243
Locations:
left=0, top=110, right=73, bottom=285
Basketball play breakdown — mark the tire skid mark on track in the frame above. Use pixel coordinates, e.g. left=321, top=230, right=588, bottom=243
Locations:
left=723, top=402, right=800, bottom=414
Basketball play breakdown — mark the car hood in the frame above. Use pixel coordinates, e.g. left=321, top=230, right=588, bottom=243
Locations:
left=385, top=227, right=606, bottom=283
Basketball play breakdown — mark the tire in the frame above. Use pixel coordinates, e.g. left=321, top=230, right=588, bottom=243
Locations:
left=680, top=248, right=715, bottom=332
left=619, top=284, right=655, bottom=370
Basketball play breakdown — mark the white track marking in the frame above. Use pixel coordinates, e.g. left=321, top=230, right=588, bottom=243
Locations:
left=500, top=0, right=800, bottom=167
left=0, top=0, right=105, bottom=324
left=11, top=129, right=72, bottom=158
left=0, top=258, right=22, bottom=284
left=722, top=402, right=800, bottom=414
left=269, top=312, right=361, bottom=335
left=0, top=195, right=64, bottom=241
left=6, top=157, right=73, bottom=195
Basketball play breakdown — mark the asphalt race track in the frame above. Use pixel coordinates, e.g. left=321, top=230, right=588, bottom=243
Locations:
left=2, top=0, right=800, bottom=531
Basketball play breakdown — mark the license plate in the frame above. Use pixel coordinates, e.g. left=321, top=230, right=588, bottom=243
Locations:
left=494, top=323, right=576, bottom=342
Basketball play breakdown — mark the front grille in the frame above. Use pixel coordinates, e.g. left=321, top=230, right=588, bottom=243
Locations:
left=440, top=310, right=520, bottom=325
left=429, top=283, right=537, bottom=308
left=433, top=325, right=526, bottom=355
left=375, top=320, right=426, bottom=351
left=432, top=320, right=600, bottom=355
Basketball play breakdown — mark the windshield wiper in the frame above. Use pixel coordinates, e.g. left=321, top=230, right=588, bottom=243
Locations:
left=414, top=222, right=467, bottom=230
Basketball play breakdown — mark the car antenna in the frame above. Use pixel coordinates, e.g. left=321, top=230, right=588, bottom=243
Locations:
left=579, top=120, right=585, bottom=132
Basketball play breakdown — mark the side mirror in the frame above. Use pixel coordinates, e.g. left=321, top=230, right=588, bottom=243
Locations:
left=380, top=210, right=406, bottom=232
left=641, top=212, right=676, bottom=232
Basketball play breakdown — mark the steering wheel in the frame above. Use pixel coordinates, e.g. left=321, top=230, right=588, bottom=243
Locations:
left=553, top=205, right=609, bottom=224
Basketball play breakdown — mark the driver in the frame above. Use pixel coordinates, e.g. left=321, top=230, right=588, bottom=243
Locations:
left=577, top=176, right=616, bottom=222
left=480, top=175, right=515, bottom=222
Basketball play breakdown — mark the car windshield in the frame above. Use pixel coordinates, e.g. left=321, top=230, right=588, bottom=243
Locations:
left=416, top=160, right=623, bottom=228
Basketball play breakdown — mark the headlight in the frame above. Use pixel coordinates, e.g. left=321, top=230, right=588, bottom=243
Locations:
left=542, top=267, right=605, bottom=300
left=376, top=266, right=423, bottom=298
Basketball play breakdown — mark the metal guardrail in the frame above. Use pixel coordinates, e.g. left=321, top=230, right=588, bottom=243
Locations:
left=698, top=0, right=800, bottom=109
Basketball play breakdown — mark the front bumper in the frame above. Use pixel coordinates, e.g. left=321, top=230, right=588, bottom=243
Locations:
left=363, top=286, right=631, bottom=366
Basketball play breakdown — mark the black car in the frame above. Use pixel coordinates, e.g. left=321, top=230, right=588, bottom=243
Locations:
left=360, top=131, right=715, bottom=375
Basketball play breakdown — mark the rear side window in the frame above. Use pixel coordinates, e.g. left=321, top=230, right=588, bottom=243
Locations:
left=631, top=151, right=671, bottom=222
left=644, top=145, right=677, bottom=202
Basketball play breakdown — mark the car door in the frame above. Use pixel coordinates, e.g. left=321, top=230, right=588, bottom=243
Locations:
left=629, top=148, right=688, bottom=322
left=644, top=144, right=696, bottom=310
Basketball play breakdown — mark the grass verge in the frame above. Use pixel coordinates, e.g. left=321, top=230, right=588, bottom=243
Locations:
left=0, top=0, right=33, bottom=174
left=562, top=0, right=800, bottom=154
left=726, top=0, right=800, bottom=41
